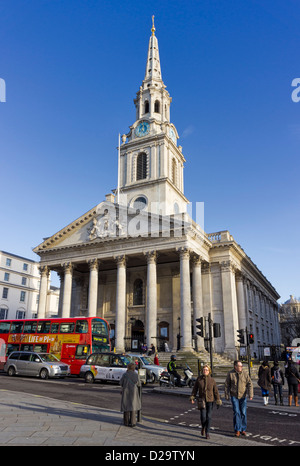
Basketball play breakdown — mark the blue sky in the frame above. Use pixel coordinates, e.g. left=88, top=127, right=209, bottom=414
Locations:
left=0, top=0, right=299, bottom=302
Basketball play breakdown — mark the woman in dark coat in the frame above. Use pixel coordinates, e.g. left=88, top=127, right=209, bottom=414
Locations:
left=120, top=363, right=141, bottom=427
left=258, top=360, right=272, bottom=405
left=271, top=361, right=284, bottom=405
left=190, top=365, right=222, bottom=439
left=285, top=359, right=300, bottom=406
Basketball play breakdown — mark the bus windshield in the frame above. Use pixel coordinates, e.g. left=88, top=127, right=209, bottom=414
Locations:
left=91, top=319, right=108, bottom=336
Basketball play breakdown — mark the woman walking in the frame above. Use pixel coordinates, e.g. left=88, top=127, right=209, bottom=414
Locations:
left=258, top=360, right=272, bottom=405
left=190, top=365, right=222, bottom=439
left=285, top=359, right=300, bottom=406
left=271, top=361, right=284, bottom=405
left=120, top=363, right=141, bottom=427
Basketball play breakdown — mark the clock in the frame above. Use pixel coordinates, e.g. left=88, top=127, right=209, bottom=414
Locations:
left=135, top=121, right=150, bottom=137
left=169, top=127, right=176, bottom=144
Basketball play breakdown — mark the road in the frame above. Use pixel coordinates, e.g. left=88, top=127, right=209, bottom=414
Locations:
left=0, top=373, right=299, bottom=447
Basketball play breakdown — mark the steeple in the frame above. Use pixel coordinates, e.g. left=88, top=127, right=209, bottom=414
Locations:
left=134, top=16, right=171, bottom=123
left=143, top=16, right=163, bottom=88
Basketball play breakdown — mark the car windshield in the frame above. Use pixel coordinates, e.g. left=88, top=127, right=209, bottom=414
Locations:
left=140, top=356, right=153, bottom=365
left=38, top=353, right=60, bottom=363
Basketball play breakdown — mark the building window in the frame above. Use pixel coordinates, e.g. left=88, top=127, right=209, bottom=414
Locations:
left=22, top=277, right=27, bottom=286
left=136, top=152, right=147, bottom=180
left=2, top=288, right=8, bottom=299
left=23, top=263, right=28, bottom=271
left=20, top=291, right=26, bottom=302
left=4, top=272, right=10, bottom=282
left=16, top=310, right=25, bottom=320
left=133, top=279, right=143, bottom=305
left=171, top=158, right=177, bottom=185
left=6, top=258, right=11, bottom=267
left=0, top=308, right=8, bottom=320
left=154, top=100, right=160, bottom=113
left=144, top=100, right=149, bottom=114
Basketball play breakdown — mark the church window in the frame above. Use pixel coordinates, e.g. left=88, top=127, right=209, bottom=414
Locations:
left=144, top=100, right=149, bottom=114
left=136, top=152, right=147, bottom=180
left=133, top=279, right=143, bottom=305
left=171, top=158, right=177, bottom=185
left=154, top=100, right=160, bottom=113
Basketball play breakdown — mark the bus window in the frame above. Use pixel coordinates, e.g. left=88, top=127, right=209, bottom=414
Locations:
left=10, top=322, right=24, bottom=333
left=6, top=344, right=20, bottom=356
left=50, top=322, right=60, bottom=333
left=75, top=320, right=88, bottom=333
left=91, top=319, right=107, bottom=336
left=37, top=321, right=51, bottom=333
left=75, top=345, right=90, bottom=359
left=59, top=323, right=75, bottom=333
left=34, top=344, right=48, bottom=352
left=24, top=321, right=37, bottom=334
left=0, top=322, right=10, bottom=333
left=21, top=344, right=34, bottom=351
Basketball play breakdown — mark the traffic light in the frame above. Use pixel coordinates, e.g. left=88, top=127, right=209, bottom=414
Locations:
left=213, top=322, right=221, bottom=338
left=248, top=333, right=255, bottom=344
left=196, top=317, right=204, bottom=337
left=237, top=329, right=245, bottom=344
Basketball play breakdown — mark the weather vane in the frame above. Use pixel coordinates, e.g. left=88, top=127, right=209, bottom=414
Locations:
left=152, top=15, right=155, bottom=36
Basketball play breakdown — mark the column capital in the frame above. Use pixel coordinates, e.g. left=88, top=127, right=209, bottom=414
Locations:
left=62, top=262, right=73, bottom=274
left=87, top=258, right=99, bottom=271
left=144, top=250, right=157, bottom=264
left=38, top=265, right=50, bottom=277
left=177, top=246, right=190, bottom=259
left=114, top=255, right=126, bottom=267
left=191, top=254, right=203, bottom=266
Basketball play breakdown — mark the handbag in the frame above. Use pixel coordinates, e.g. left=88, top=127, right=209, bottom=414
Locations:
left=197, top=398, right=206, bottom=410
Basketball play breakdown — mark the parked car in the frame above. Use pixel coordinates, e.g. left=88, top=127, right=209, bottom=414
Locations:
left=127, top=353, right=167, bottom=383
left=79, top=352, right=132, bottom=384
left=4, top=351, right=70, bottom=379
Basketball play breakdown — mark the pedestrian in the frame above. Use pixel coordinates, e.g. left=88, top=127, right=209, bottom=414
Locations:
left=190, top=364, right=222, bottom=439
left=224, top=360, right=253, bottom=437
left=148, top=343, right=155, bottom=355
left=271, top=361, right=284, bottom=406
left=120, top=362, right=141, bottom=427
left=257, top=360, right=272, bottom=405
left=285, top=359, right=300, bottom=406
left=154, top=353, right=159, bottom=365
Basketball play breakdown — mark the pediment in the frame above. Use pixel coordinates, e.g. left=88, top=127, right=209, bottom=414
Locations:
left=33, top=200, right=199, bottom=255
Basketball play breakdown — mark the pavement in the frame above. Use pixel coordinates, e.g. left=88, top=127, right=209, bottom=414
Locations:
left=2, top=383, right=295, bottom=448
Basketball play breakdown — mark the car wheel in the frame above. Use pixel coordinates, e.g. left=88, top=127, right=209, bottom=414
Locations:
left=7, top=366, right=16, bottom=377
left=149, top=372, right=156, bottom=383
left=39, top=368, right=49, bottom=380
left=85, top=371, right=94, bottom=384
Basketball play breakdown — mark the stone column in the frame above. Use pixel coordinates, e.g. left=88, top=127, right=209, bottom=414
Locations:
left=61, top=262, right=73, bottom=318
left=145, top=251, right=157, bottom=349
left=87, top=259, right=99, bottom=317
left=178, top=247, right=193, bottom=352
left=220, top=260, right=239, bottom=359
left=37, top=265, right=49, bottom=319
left=192, top=255, right=204, bottom=350
left=236, top=272, right=247, bottom=331
left=115, top=255, right=126, bottom=353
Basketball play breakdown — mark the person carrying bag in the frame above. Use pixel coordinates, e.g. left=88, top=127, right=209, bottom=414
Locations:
left=190, top=364, right=222, bottom=439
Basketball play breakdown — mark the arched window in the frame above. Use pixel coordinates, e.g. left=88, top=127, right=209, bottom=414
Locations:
left=154, top=100, right=160, bottom=113
left=171, top=158, right=177, bottom=185
left=133, top=279, right=143, bottom=305
left=136, top=152, right=147, bottom=180
left=144, top=100, right=149, bottom=114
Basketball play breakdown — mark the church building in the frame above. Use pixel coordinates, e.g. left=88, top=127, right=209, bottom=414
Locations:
left=33, top=19, right=281, bottom=360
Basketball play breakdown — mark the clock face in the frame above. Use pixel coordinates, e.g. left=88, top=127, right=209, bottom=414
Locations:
left=135, top=121, right=150, bottom=137
left=169, top=127, right=176, bottom=144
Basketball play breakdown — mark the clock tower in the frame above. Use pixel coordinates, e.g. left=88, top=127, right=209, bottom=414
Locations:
left=117, top=17, right=189, bottom=215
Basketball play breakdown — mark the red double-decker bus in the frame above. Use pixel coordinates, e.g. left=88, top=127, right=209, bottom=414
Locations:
left=0, top=317, right=110, bottom=375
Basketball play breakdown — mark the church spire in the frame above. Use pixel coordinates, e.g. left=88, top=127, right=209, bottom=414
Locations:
left=143, top=15, right=163, bottom=87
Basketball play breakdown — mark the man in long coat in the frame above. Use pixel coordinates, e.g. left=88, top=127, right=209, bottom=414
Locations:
left=120, top=362, right=141, bottom=427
